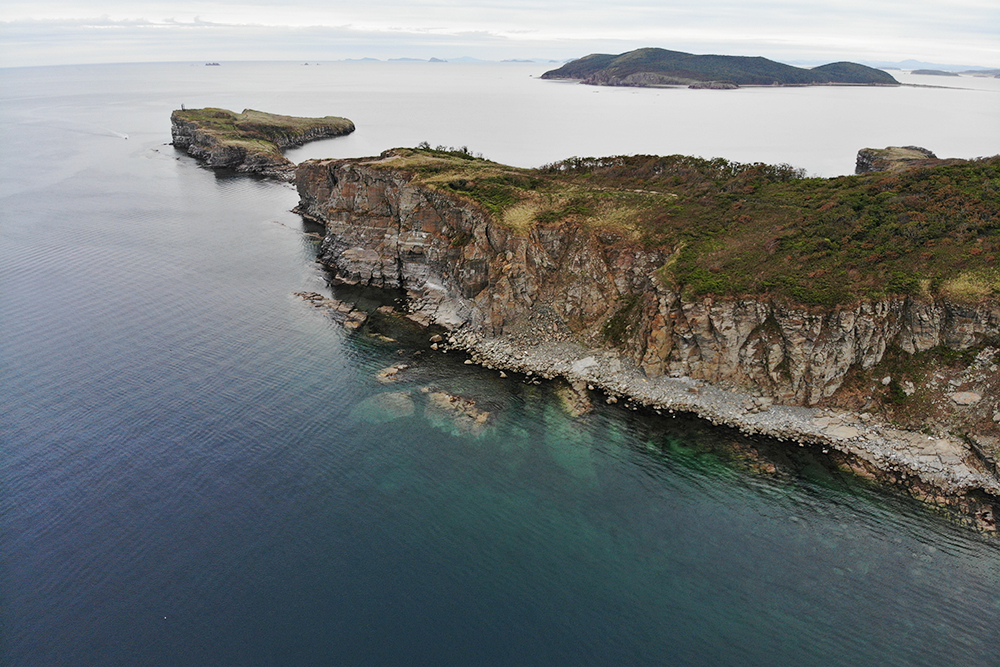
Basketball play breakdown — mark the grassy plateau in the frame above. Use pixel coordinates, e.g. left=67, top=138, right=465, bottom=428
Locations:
left=172, top=108, right=354, bottom=159
left=365, top=147, right=1000, bottom=307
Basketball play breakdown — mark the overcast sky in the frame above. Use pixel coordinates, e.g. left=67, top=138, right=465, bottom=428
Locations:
left=1, top=1, right=997, bottom=68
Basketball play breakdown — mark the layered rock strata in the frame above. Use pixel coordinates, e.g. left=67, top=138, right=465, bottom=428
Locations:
left=295, top=154, right=1000, bottom=517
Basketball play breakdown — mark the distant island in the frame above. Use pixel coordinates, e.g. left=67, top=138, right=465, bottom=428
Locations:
left=911, top=69, right=960, bottom=76
left=170, top=108, right=354, bottom=180
left=541, top=47, right=898, bottom=88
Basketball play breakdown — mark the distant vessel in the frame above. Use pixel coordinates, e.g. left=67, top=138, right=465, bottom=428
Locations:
left=205, top=62, right=220, bottom=66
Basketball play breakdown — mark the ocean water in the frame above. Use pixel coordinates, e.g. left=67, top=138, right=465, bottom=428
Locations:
left=1, top=61, right=999, bottom=666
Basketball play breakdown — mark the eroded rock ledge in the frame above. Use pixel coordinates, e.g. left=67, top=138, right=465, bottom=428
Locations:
left=294, top=153, right=999, bottom=525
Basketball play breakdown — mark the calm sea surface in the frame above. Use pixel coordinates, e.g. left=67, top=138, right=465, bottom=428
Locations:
left=2, top=61, right=999, bottom=666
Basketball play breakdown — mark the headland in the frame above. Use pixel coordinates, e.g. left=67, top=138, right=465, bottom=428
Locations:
left=170, top=108, right=355, bottom=180
left=292, top=146, right=999, bottom=528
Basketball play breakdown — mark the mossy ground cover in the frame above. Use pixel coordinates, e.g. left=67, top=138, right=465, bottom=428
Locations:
left=371, top=148, right=1000, bottom=306
left=834, top=343, right=1000, bottom=436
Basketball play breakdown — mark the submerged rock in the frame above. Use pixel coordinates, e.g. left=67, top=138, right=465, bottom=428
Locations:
left=423, top=388, right=491, bottom=435
left=350, top=391, right=416, bottom=424
left=376, top=364, right=409, bottom=383
left=554, top=378, right=593, bottom=417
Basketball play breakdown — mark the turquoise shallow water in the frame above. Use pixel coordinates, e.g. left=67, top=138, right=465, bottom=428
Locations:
left=1, top=62, right=999, bottom=666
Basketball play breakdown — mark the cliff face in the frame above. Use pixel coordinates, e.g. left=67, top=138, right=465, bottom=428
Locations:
left=171, top=114, right=285, bottom=177
left=295, top=157, right=663, bottom=334
left=295, top=157, right=1000, bottom=409
left=635, top=295, right=998, bottom=405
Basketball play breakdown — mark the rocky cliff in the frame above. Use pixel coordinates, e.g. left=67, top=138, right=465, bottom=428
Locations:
left=294, top=151, right=1000, bottom=517
left=171, top=108, right=354, bottom=180
left=295, top=156, right=664, bottom=333
left=855, top=145, right=938, bottom=174
left=296, top=154, right=999, bottom=405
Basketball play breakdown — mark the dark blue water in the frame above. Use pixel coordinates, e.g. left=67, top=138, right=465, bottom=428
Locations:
left=2, top=62, right=999, bottom=667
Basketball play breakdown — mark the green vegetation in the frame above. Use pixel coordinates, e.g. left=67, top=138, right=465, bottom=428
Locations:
left=836, top=342, right=995, bottom=430
left=541, top=48, right=898, bottom=87
left=602, top=294, right=644, bottom=344
left=365, top=147, right=1000, bottom=306
left=811, top=61, right=897, bottom=83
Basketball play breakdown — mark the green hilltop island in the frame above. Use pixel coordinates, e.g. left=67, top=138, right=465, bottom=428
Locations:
left=170, top=108, right=354, bottom=180
left=541, top=47, right=899, bottom=88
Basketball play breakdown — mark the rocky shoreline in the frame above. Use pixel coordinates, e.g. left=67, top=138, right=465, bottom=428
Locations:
left=291, top=152, right=999, bottom=530
left=443, top=329, right=997, bottom=528
left=295, top=289, right=999, bottom=530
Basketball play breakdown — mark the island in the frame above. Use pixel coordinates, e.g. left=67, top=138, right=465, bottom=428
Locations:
left=170, top=108, right=355, bottom=180
left=911, top=69, right=961, bottom=76
left=541, top=47, right=898, bottom=88
left=292, top=144, right=998, bottom=529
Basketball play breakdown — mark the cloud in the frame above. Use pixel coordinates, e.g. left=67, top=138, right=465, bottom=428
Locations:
left=1, top=2, right=998, bottom=68
left=0, top=18, right=522, bottom=66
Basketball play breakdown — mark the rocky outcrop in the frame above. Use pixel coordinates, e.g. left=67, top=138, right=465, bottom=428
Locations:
left=855, top=146, right=938, bottom=174
left=296, top=155, right=1000, bottom=405
left=171, top=109, right=354, bottom=180
left=295, top=154, right=1000, bottom=511
left=171, top=121, right=286, bottom=178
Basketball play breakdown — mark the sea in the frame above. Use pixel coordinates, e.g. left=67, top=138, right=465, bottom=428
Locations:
left=2, top=61, right=999, bottom=667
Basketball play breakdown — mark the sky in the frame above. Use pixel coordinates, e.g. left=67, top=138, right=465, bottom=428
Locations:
left=1, top=1, right=998, bottom=69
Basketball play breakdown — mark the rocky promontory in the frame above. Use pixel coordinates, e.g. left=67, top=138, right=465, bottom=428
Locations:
left=293, top=147, right=1000, bottom=525
left=855, top=145, right=940, bottom=174
left=171, top=108, right=354, bottom=180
